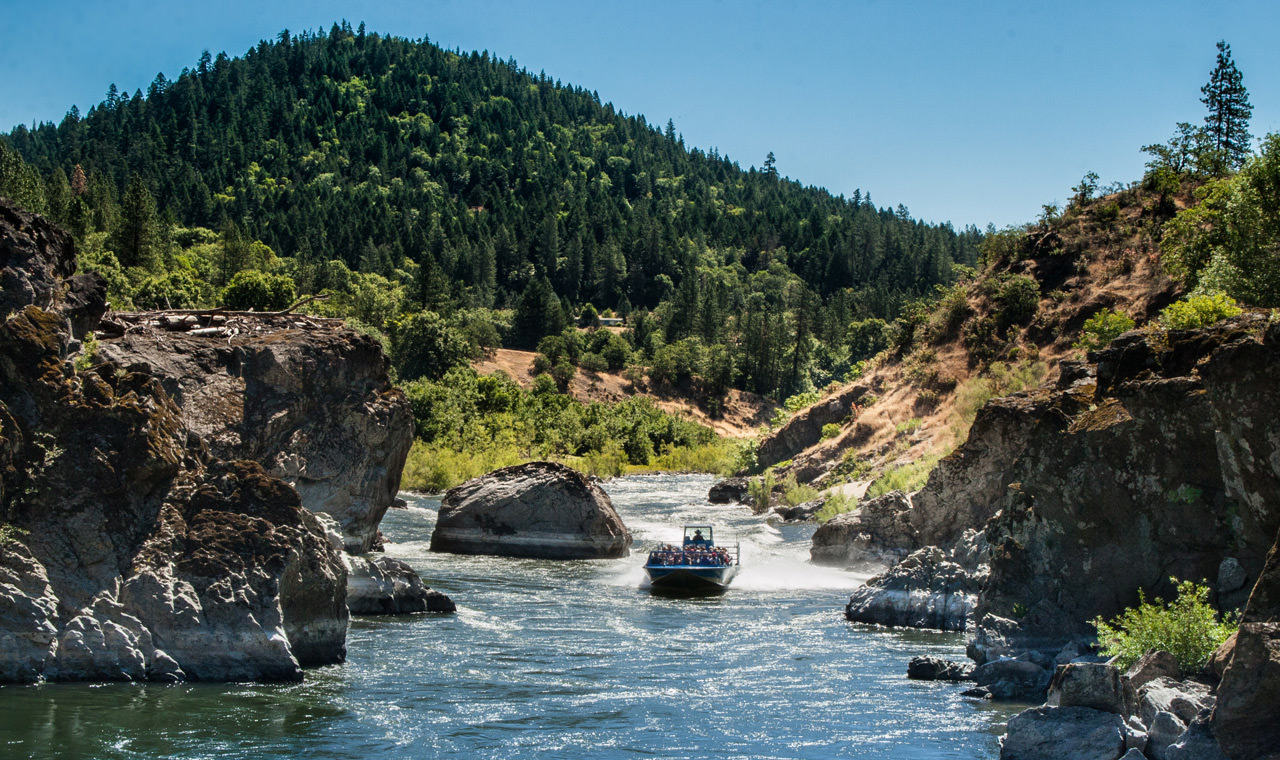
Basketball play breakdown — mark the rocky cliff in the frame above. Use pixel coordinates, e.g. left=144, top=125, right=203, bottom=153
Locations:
left=825, top=314, right=1280, bottom=650
left=96, top=313, right=412, bottom=555
left=0, top=197, right=426, bottom=683
left=0, top=199, right=348, bottom=681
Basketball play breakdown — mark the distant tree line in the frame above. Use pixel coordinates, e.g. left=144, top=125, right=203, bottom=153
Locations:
left=2, top=22, right=982, bottom=401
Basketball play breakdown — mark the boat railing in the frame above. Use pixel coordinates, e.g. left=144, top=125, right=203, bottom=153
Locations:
left=645, top=539, right=739, bottom=567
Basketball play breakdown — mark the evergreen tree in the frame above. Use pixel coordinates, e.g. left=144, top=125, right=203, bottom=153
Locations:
left=112, top=172, right=160, bottom=269
left=2, top=26, right=983, bottom=400
left=513, top=276, right=566, bottom=349
left=1201, top=40, right=1252, bottom=171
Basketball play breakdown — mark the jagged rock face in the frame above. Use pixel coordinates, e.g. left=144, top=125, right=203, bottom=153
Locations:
left=0, top=199, right=347, bottom=682
left=0, top=200, right=105, bottom=338
left=97, top=326, right=412, bottom=554
left=1213, top=527, right=1280, bottom=760
left=758, top=384, right=867, bottom=468
left=432, top=461, right=632, bottom=559
left=903, top=316, right=1280, bottom=641
left=811, top=490, right=919, bottom=567
left=844, top=542, right=984, bottom=632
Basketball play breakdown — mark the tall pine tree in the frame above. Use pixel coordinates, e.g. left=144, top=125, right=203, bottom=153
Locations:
left=1201, top=40, right=1252, bottom=172
left=112, top=172, right=160, bottom=269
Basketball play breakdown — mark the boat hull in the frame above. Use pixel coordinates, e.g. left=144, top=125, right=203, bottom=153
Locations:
left=644, top=564, right=738, bottom=593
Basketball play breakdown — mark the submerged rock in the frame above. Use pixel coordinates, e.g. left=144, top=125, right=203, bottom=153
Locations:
left=345, top=554, right=455, bottom=615
left=431, top=461, right=632, bottom=559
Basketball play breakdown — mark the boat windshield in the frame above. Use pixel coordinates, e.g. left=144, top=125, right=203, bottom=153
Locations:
left=683, top=525, right=713, bottom=546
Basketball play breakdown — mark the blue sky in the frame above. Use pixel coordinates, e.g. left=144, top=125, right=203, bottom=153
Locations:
left=3, top=0, right=1278, bottom=229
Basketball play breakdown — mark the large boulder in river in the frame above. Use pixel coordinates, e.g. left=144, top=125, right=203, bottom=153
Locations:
left=811, top=489, right=919, bottom=567
left=431, top=462, right=632, bottom=559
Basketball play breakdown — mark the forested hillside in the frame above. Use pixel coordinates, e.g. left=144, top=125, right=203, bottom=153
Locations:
left=2, top=21, right=979, bottom=403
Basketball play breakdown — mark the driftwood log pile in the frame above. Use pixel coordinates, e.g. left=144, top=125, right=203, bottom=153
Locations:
left=99, top=296, right=341, bottom=339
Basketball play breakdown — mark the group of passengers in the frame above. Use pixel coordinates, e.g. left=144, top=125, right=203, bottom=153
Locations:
left=646, top=544, right=734, bottom=567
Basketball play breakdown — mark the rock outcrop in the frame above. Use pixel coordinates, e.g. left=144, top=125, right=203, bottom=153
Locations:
left=811, top=490, right=919, bottom=567
left=96, top=321, right=412, bottom=555
left=906, top=655, right=973, bottom=681
left=0, top=198, right=348, bottom=682
left=345, top=554, right=455, bottom=615
left=999, top=662, right=1229, bottom=760
left=757, top=385, right=868, bottom=469
left=1000, top=705, right=1127, bottom=760
left=707, top=477, right=750, bottom=504
left=1213, top=526, right=1280, bottom=760
left=845, top=542, right=983, bottom=632
left=431, top=461, right=632, bottom=559
left=827, top=316, right=1280, bottom=650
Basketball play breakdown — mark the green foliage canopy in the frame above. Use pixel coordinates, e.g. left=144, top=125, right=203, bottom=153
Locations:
left=1162, top=134, right=1280, bottom=306
left=1075, top=309, right=1135, bottom=351
left=221, top=269, right=296, bottom=311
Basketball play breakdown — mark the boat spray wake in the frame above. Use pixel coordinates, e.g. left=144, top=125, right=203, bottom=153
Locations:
left=600, top=474, right=875, bottom=594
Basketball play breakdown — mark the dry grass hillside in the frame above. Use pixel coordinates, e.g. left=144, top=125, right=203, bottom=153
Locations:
left=767, top=184, right=1192, bottom=494
left=474, top=348, right=778, bottom=438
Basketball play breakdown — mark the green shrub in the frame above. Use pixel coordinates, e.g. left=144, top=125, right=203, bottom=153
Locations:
left=978, top=226, right=1027, bottom=268
left=649, top=439, right=742, bottom=476
left=133, top=270, right=206, bottom=310
left=579, top=351, right=609, bottom=373
left=0, top=522, right=28, bottom=546
left=1075, top=308, right=1135, bottom=351
left=847, top=318, right=893, bottom=362
left=781, top=475, right=820, bottom=507
left=784, top=390, right=821, bottom=413
left=866, top=454, right=940, bottom=497
left=222, top=269, right=296, bottom=311
left=73, top=332, right=99, bottom=372
left=748, top=470, right=776, bottom=512
left=388, top=310, right=472, bottom=382
left=1091, top=578, right=1237, bottom=674
left=821, top=423, right=841, bottom=440
left=995, top=274, right=1040, bottom=329
left=895, top=417, right=923, bottom=435
left=1159, top=292, right=1243, bottom=330
left=952, top=360, right=1049, bottom=432
left=814, top=491, right=858, bottom=523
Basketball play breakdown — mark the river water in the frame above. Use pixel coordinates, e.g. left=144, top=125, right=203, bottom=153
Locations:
left=0, top=474, right=1016, bottom=759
